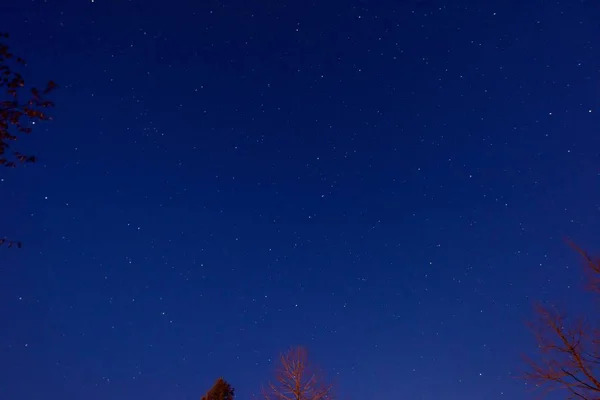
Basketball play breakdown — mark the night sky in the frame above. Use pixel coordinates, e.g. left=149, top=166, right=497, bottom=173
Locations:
left=1, top=1, right=599, bottom=399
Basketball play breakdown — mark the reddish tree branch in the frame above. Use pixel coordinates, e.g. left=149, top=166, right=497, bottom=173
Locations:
left=525, top=241, right=600, bottom=400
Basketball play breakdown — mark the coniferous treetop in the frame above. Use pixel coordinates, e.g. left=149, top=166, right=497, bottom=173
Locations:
left=201, top=377, right=234, bottom=400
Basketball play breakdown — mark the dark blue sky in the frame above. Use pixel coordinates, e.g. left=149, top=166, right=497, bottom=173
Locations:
left=1, top=1, right=599, bottom=399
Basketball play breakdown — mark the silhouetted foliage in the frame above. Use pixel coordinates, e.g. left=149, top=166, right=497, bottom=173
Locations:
left=0, top=32, right=56, bottom=168
left=0, top=238, right=22, bottom=248
left=524, top=240, right=600, bottom=400
left=0, top=32, right=56, bottom=248
left=263, top=346, right=334, bottom=400
left=201, top=377, right=235, bottom=400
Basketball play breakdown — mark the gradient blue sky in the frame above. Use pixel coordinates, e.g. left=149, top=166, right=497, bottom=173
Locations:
left=1, top=1, right=599, bottom=399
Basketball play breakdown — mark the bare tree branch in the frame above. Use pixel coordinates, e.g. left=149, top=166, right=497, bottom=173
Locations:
left=0, top=32, right=57, bottom=247
left=524, top=241, right=600, bottom=400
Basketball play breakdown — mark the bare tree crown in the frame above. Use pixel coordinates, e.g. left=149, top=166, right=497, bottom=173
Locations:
left=264, top=347, right=334, bottom=400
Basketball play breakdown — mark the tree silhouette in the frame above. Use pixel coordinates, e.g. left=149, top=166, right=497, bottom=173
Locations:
left=524, top=241, right=600, bottom=400
left=263, top=346, right=334, bottom=400
left=201, top=377, right=235, bottom=400
left=0, top=32, right=56, bottom=247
